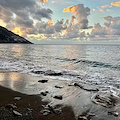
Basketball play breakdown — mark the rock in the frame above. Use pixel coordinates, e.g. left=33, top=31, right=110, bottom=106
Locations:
left=53, top=109, right=62, bottom=114
left=41, top=92, right=47, bottom=96
left=41, top=109, right=51, bottom=116
left=38, top=80, right=48, bottom=83
left=32, top=71, right=45, bottom=74
left=26, top=108, right=33, bottom=112
left=13, top=110, right=22, bottom=116
left=108, top=111, right=119, bottom=117
left=55, top=85, right=63, bottom=89
left=48, top=105, right=62, bottom=114
left=41, top=104, right=62, bottom=116
left=74, top=83, right=99, bottom=91
left=113, top=112, right=119, bottom=116
left=91, top=93, right=115, bottom=108
left=68, top=83, right=75, bottom=86
left=6, top=104, right=17, bottom=110
left=45, top=70, right=63, bottom=76
left=53, top=95, right=63, bottom=100
left=74, top=83, right=83, bottom=89
left=14, top=97, right=21, bottom=101
left=78, top=116, right=88, bottom=120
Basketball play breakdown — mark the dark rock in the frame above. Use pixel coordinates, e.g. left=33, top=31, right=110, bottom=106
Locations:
left=13, top=110, right=22, bottom=116
left=48, top=105, right=62, bottom=114
left=53, top=109, right=62, bottom=114
left=38, top=80, right=48, bottom=83
left=26, top=108, right=33, bottom=112
left=91, top=94, right=115, bottom=108
left=6, top=104, right=17, bottom=110
left=74, top=83, right=83, bottom=88
left=32, top=71, right=45, bottom=74
left=53, top=95, right=63, bottom=100
left=41, top=92, right=47, bottom=96
left=74, top=83, right=99, bottom=91
left=55, top=85, right=63, bottom=89
left=45, top=70, right=63, bottom=76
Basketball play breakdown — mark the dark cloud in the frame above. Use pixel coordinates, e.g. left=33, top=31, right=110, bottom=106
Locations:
left=32, top=7, right=53, bottom=20
left=0, top=0, right=53, bottom=30
left=0, top=0, right=35, bottom=10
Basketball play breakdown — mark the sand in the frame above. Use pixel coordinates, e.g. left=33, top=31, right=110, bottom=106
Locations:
left=0, top=69, right=120, bottom=120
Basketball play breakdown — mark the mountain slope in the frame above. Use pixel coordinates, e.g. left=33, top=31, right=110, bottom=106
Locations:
left=0, top=26, right=33, bottom=44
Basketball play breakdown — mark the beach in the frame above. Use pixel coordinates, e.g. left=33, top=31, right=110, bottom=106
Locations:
left=0, top=70, right=75, bottom=120
left=0, top=69, right=120, bottom=120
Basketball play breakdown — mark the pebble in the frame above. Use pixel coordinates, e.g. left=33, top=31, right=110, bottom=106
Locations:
left=53, top=95, right=63, bottom=100
left=38, top=80, right=48, bottom=83
left=13, top=110, right=22, bottom=116
left=14, top=97, right=21, bottom=101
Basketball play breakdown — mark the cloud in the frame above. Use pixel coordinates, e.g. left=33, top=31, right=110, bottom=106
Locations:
left=101, top=5, right=109, bottom=9
left=93, top=9, right=95, bottom=11
left=99, top=9, right=104, bottom=12
left=111, top=1, right=120, bottom=7
left=0, top=1, right=91, bottom=42
left=70, top=15, right=76, bottom=23
left=36, top=0, right=48, bottom=5
left=0, top=0, right=53, bottom=30
left=91, top=16, right=120, bottom=37
left=51, top=1, right=55, bottom=3
left=63, top=4, right=90, bottom=29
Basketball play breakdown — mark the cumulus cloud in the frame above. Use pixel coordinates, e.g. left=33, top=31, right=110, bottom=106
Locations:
left=111, top=1, right=120, bottom=7
left=63, top=4, right=90, bottom=29
left=0, top=1, right=91, bottom=41
left=91, top=16, right=120, bottom=37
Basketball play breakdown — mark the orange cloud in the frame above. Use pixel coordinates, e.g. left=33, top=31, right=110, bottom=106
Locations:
left=63, top=6, right=76, bottom=14
left=101, top=5, right=109, bottom=9
left=48, top=19, right=54, bottom=26
left=111, top=1, right=120, bottom=7
left=51, top=1, right=54, bottom=3
left=99, top=9, right=104, bottom=12
left=12, top=27, right=31, bottom=36
left=93, top=9, right=95, bottom=11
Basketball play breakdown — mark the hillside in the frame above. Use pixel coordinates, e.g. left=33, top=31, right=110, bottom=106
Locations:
left=0, top=26, right=33, bottom=44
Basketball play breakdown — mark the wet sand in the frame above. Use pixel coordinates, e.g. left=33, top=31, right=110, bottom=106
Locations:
left=0, top=69, right=120, bottom=120
left=0, top=85, right=75, bottom=120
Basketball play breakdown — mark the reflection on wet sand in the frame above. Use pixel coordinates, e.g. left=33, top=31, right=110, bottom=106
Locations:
left=0, top=70, right=28, bottom=92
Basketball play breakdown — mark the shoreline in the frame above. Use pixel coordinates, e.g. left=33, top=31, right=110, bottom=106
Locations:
left=0, top=69, right=120, bottom=120
left=0, top=85, right=75, bottom=120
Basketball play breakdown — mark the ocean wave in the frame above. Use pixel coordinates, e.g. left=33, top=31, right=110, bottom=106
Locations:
left=75, top=59, right=120, bottom=70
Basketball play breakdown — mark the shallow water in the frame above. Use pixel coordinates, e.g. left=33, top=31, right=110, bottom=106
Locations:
left=0, top=44, right=120, bottom=90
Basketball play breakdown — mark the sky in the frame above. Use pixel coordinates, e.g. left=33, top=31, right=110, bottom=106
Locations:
left=0, top=0, right=120, bottom=44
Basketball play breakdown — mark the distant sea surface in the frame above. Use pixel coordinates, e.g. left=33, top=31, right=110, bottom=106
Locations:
left=0, top=44, right=120, bottom=90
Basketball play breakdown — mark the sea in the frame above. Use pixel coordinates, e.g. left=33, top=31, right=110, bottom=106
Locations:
left=0, top=44, right=120, bottom=93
